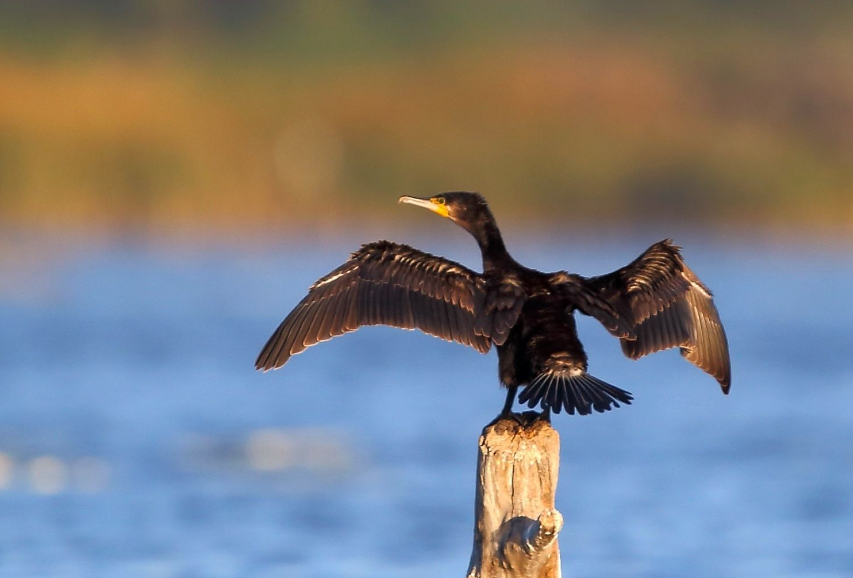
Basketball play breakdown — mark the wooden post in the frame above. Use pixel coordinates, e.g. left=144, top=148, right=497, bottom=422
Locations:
left=467, top=412, right=563, bottom=578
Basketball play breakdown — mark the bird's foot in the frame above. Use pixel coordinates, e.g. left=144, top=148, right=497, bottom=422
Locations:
left=487, top=409, right=550, bottom=429
left=487, top=411, right=518, bottom=428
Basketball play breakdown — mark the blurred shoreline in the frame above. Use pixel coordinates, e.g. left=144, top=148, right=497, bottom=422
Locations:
left=1, top=2, right=852, bottom=241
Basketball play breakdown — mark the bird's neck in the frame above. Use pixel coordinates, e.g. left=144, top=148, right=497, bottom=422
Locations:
left=472, top=219, right=513, bottom=272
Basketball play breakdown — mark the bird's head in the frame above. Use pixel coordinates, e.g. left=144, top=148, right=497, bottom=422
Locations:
left=399, top=192, right=493, bottom=234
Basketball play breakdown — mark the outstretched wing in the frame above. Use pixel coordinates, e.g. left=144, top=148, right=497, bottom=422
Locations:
left=583, top=239, right=731, bottom=392
left=255, top=241, right=492, bottom=370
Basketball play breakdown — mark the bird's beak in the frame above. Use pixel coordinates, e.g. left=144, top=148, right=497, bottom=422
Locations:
left=398, top=195, right=450, bottom=218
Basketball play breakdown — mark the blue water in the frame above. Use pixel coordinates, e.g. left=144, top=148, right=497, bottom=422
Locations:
left=0, top=232, right=851, bottom=577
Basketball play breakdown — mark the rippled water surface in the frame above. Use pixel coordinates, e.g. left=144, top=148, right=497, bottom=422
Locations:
left=1, top=233, right=851, bottom=577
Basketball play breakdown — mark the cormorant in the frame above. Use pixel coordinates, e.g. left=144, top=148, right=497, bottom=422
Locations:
left=255, top=192, right=730, bottom=416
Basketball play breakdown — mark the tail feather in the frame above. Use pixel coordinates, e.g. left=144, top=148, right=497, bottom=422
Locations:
left=578, top=376, right=611, bottom=413
left=518, top=372, right=633, bottom=415
left=573, top=378, right=595, bottom=415
left=547, top=378, right=561, bottom=413
left=521, top=375, right=548, bottom=410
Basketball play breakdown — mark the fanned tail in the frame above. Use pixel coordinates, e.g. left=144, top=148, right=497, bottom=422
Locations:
left=517, top=372, right=633, bottom=415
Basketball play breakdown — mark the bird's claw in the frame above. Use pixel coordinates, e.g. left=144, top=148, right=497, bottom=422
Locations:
left=488, top=409, right=549, bottom=428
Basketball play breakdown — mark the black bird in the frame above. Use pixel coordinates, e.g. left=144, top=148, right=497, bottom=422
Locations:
left=255, top=192, right=730, bottom=416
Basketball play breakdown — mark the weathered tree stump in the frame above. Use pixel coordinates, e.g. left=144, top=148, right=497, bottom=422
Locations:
left=467, top=412, right=563, bottom=578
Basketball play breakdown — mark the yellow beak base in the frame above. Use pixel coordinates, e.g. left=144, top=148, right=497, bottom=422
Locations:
left=399, top=196, right=450, bottom=218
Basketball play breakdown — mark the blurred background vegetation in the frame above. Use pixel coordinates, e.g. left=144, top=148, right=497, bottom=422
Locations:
left=0, top=0, right=852, bottom=238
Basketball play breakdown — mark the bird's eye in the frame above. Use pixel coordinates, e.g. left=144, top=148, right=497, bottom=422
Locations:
left=433, top=197, right=446, bottom=205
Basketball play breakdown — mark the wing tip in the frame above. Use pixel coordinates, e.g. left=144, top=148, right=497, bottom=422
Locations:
left=254, top=350, right=287, bottom=372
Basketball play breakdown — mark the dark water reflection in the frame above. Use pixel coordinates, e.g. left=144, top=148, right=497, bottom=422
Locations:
left=0, top=233, right=851, bottom=577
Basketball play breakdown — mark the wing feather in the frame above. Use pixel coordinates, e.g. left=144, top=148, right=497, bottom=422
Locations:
left=585, top=239, right=731, bottom=392
left=256, top=241, right=493, bottom=370
left=681, top=287, right=731, bottom=388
